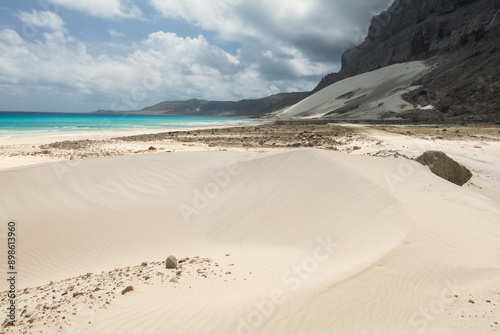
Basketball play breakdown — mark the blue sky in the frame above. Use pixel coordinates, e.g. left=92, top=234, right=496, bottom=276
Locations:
left=0, top=0, right=392, bottom=112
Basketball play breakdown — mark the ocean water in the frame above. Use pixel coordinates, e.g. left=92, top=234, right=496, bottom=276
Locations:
left=0, top=112, right=255, bottom=139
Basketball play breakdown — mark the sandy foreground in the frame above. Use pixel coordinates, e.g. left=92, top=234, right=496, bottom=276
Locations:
left=1, top=123, right=500, bottom=333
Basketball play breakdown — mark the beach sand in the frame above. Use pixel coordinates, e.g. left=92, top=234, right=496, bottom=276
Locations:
left=1, top=123, right=500, bottom=333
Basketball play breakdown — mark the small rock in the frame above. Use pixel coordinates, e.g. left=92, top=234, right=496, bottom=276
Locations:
left=165, top=255, right=178, bottom=269
left=2, top=318, right=13, bottom=327
left=141, top=262, right=148, bottom=267
left=121, top=286, right=134, bottom=295
left=148, top=146, right=157, bottom=151
left=468, top=299, right=474, bottom=304
left=169, top=277, right=178, bottom=283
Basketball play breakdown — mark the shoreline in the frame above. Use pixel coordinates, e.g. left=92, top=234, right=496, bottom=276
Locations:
left=1, top=121, right=499, bottom=170
left=0, top=118, right=265, bottom=145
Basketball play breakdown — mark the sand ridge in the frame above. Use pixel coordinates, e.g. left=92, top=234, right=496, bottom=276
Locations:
left=1, top=145, right=499, bottom=333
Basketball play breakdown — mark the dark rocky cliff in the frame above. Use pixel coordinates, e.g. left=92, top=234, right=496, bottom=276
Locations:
left=313, top=0, right=500, bottom=121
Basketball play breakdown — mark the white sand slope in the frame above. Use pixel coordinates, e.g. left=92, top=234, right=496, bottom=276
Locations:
left=1, top=149, right=499, bottom=333
left=276, top=61, right=429, bottom=119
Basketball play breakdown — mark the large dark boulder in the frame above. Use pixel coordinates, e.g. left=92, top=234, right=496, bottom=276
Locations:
left=416, top=151, right=472, bottom=186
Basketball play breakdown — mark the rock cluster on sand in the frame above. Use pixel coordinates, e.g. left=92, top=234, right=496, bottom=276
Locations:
left=0, top=256, right=238, bottom=332
left=416, top=151, right=472, bottom=186
left=114, top=122, right=353, bottom=150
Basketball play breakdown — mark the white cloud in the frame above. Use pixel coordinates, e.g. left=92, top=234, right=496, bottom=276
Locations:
left=48, top=0, right=142, bottom=19
left=0, top=27, right=303, bottom=112
left=17, top=10, right=66, bottom=32
left=109, top=28, right=126, bottom=38
left=150, top=0, right=392, bottom=79
left=0, top=0, right=396, bottom=112
left=0, top=29, right=25, bottom=46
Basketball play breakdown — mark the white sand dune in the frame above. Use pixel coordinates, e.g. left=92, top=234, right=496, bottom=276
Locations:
left=276, top=61, right=429, bottom=119
left=1, top=149, right=499, bottom=333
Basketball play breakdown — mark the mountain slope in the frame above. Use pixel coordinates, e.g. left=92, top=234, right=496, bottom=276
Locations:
left=277, top=62, right=430, bottom=119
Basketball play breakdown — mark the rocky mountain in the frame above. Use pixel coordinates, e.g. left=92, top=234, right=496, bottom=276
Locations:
left=313, top=0, right=500, bottom=121
left=96, top=93, right=308, bottom=117
left=98, top=0, right=500, bottom=121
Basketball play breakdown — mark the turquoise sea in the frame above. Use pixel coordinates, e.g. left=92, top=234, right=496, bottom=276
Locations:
left=0, top=112, right=255, bottom=139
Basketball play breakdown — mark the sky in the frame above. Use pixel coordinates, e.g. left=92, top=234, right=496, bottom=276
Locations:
left=0, top=0, right=393, bottom=113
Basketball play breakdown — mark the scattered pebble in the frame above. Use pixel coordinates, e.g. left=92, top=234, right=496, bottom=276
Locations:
left=121, top=286, right=134, bottom=295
